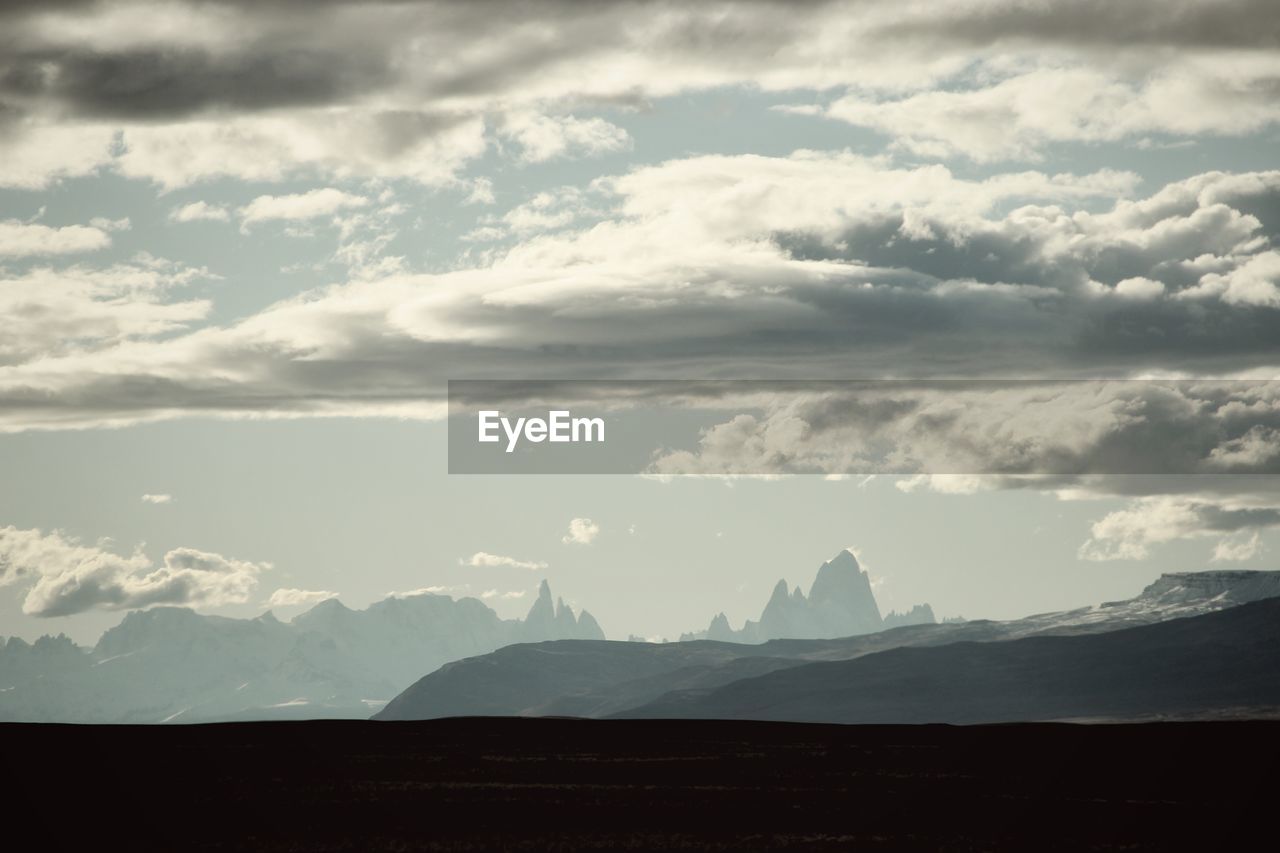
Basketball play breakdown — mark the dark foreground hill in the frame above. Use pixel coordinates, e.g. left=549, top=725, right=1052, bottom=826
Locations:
left=2, top=718, right=1275, bottom=851
left=623, top=596, right=1280, bottom=723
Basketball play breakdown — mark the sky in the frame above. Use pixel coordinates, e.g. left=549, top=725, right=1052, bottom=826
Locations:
left=1, top=0, right=1279, bottom=645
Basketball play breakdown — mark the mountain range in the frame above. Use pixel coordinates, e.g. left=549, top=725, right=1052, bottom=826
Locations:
left=682, top=549, right=935, bottom=641
left=376, top=564, right=1280, bottom=721
left=0, top=580, right=601, bottom=723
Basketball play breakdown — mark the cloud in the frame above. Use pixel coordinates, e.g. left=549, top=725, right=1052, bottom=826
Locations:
left=648, top=381, right=1280, bottom=478
left=500, top=112, right=630, bottom=163
left=1213, top=531, right=1264, bottom=562
left=238, top=188, right=369, bottom=230
left=0, top=256, right=211, bottom=367
left=821, top=61, right=1280, bottom=162
left=170, top=201, right=229, bottom=223
left=140, top=493, right=172, bottom=504
left=0, top=525, right=269, bottom=617
left=562, top=517, right=600, bottom=545
left=465, top=178, right=496, bottom=206
left=266, top=587, right=337, bottom=608
left=0, top=121, right=117, bottom=189
left=1, top=1, right=1275, bottom=187
left=480, top=588, right=528, bottom=600
left=0, top=220, right=111, bottom=257
left=388, top=584, right=469, bottom=598
left=111, top=110, right=488, bottom=189
left=460, top=551, right=548, bottom=571
left=0, top=160, right=1279, bottom=430
left=1078, top=497, right=1280, bottom=561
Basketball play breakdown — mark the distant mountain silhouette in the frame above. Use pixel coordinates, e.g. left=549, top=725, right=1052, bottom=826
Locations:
left=377, top=569, right=1280, bottom=721
left=681, top=550, right=934, bottom=642
left=0, top=580, right=602, bottom=723
left=622, top=596, right=1280, bottom=723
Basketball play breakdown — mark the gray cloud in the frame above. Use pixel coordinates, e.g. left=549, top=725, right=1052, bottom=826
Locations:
left=872, top=0, right=1280, bottom=50
left=0, top=160, right=1277, bottom=429
left=647, top=381, right=1280, bottom=478
left=0, top=47, right=394, bottom=120
left=2, top=1, right=1277, bottom=186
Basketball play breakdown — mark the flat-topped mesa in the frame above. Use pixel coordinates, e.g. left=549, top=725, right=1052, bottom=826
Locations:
left=1136, top=570, right=1280, bottom=606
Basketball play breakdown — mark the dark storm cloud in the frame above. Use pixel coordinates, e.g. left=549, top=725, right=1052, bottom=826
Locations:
left=3, top=0, right=1267, bottom=125
left=874, top=0, right=1280, bottom=50
left=0, top=48, right=394, bottom=119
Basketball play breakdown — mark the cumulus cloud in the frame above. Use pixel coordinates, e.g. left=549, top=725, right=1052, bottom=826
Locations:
left=460, top=551, right=548, bottom=571
left=266, top=587, right=337, bottom=608
left=562, top=518, right=600, bottom=545
left=170, top=201, right=229, bottom=223
left=140, top=493, right=172, bottom=504
left=0, top=220, right=111, bottom=257
left=238, top=188, right=369, bottom=231
left=1078, top=497, right=1280, bottom=561
left=0, top=525, right=269, bottom=617
left=500, top=112, right=630, bottom=163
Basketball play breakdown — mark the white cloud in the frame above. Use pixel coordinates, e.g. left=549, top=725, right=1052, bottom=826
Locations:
left=1212, top=531, right=1264, bottom=562
left=1076, top=497, right=1280, bottom=562
left=460, top=551, right=548, bottom=571
left=0, top=256, right=211, bottom=367
left=238, top=188, right=370, bottom=231
left=140, top=494, right=172, bottom=504
left=0, top=525, right=270, bottom=617
left=388, top=584, right=469, bottom=598
left=480, top=588, right=528, bottom=600
left=562, top=518, right=600, bottom=545
left=266, top=587, right=338, bottom=608
left=89, top=217, right=131, bottom=232
left=823, top=60, right=1280, bottom=162
left=0, top=122, right=117, bottom=190
left=170, top=201, right=230, bottom=223
left=114, top=112, right=488, bottom=190
left=465, top=178, right=496, bottom=206
left=1181, top=251, right=1280, bottom=307
left=0, top=221, right=111, bottom=258
left=500, top=112, right=630, bottom=164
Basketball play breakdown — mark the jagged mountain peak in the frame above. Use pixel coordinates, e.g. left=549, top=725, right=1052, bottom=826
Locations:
left=768, top=579, right=791, bottom=603
left=692, top=549, right=933, bottom=642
